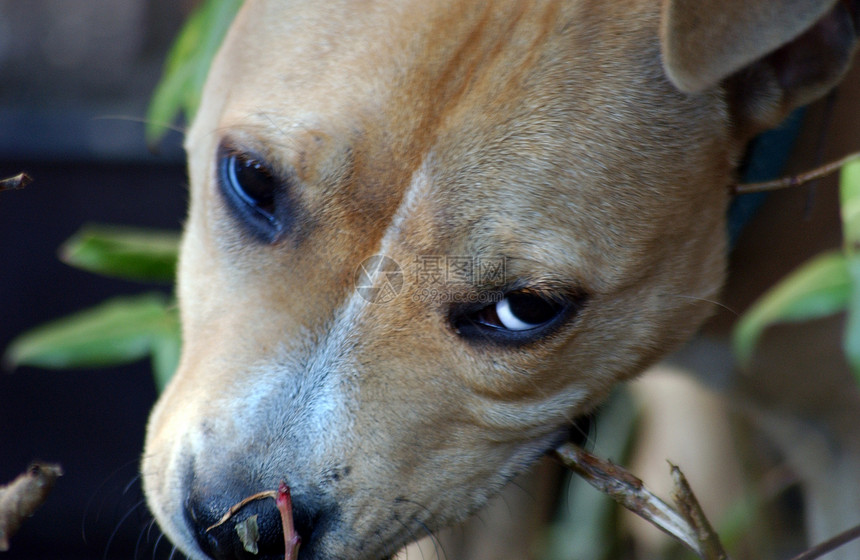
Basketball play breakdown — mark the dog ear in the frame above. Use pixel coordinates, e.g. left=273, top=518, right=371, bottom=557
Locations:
left=661, top=0, right=858, bottom=131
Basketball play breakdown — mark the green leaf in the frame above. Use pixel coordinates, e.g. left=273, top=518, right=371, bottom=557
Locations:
left=60, top=225, right=180, bottom=283
left=839, top=160, right=860, bottom=378
left=840, top=158, right=860, bottom=252
left=4, top=293, right=178, bottom=372
left=733, top=251, right=851, bottom=365
left=151, top=324, right=182, bottom=392
left=145, top=0, right=244, bottom=147
left=843, top=258, right=860, bottom=380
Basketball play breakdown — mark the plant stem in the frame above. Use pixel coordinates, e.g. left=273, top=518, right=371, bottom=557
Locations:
left=277, top=482, right=301, bottom=560
left=733, top=152, right=860, bottom=194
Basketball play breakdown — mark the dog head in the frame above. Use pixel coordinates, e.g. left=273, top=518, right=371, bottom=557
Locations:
left=143, top=1, right=857, bottom=558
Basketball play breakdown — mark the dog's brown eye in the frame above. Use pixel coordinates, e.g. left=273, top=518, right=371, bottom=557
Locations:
left=476, top=293, right=565, bottom=331
left=217, top=143, right=285, bottom=242
left=453, top=290, right=581, bottom=346
left=224, top=153, right=276, bottom=215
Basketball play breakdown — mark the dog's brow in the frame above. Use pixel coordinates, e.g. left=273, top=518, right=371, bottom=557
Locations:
left=218, top=117, right=303, bottom=160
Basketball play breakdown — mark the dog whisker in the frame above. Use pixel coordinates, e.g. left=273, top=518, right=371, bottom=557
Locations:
left=393, top=496, right=438, bottom=523
left=503, top=478, right=539, bottom=508
left=469, top=508, right=490, bottom=530
left=92, top=114, right=188, bottom=137
left=151, top=531, right=167, bottom=560
left=662, top=293, right=739, bottom=317
left=82, top=458, right=144, bottom=545
left=134, top=517, right=154, bottom=559
left=256, top=109, right=290, bottom=142
left=123, top=473, right=143, bottom=496
left=565, top=413, right=595, bottom=450
left=389, top=497, right=449, bottom=559
left=415, top=519, right=448, bottom=560
left=145, top=516, right=160, bottom=544
left=392, top=516, right=424, bottom=560
left=484, top=482, right=523, bottom=527
left=104, top=498, right=147, bottom=560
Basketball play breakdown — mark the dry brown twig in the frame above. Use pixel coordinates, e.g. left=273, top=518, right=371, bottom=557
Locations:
left=556, top=442, right=860, bottom=560
left=0, top=462, right=63, bottom=551
left=554, top=442, right=728, bottom=560
left=206, top=481, right=301, bottom=560
left=670, top=463, right=728, bottom=560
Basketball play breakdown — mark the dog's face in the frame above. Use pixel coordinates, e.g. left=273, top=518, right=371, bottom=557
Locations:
left=142, top=1, right=856, bottom=559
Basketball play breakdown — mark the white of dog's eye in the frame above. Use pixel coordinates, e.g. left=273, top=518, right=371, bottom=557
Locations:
left=495, top=297, right=543, bottom=331
left=471, top=292, right=566, bottom=334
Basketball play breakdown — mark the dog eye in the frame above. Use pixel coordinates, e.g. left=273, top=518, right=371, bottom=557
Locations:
left=477, top=293, right=562, bottom=331
left=453, top=291, right=580, bottom=345
left=217, top=144, right=284, bottom=241
left=223, top=152, right=276, bottom=215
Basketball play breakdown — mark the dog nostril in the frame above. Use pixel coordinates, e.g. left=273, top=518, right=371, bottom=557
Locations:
left=186, top=488, right=287, bottom=560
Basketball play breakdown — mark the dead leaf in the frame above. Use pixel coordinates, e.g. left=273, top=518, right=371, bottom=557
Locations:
left=235, top=514, right=260, bottom=554
left=0, top=462, right=63, bottom=551
left=0, top=173, right=32, bottom=193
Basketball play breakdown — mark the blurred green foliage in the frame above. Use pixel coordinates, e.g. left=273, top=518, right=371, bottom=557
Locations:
left=145, top=0, right=243, bottom=147
left=4, top=227, right=181, bottom=392
left=733, top=158, right=860, bottom=383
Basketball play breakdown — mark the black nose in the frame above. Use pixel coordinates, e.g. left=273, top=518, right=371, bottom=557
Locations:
left=185, top=480, right=321, bottom=560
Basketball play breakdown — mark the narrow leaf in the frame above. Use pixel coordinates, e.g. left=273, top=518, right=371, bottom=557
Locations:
left=843, top=259, right=860, bottom=381
left=839, top=160, right=860, bottom=379
left=145, top=0, right=243, bottom=146
left=840, top=159, right=860, bottom=252
left=4, top=294, right=175, bottom=371
left=60, top=225, right=180, bottom=283
left=151, top=318, right=182, bottom=392
left=733, top=251, right=851, bottom=365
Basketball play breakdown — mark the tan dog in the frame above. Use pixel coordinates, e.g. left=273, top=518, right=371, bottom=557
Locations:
left=142, top=1, right=859, bottom=559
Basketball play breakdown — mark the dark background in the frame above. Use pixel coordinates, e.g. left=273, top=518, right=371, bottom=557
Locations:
left=0, top=2, right=194, bottom=558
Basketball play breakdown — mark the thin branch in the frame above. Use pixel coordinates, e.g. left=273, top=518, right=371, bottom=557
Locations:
left=733, top=151, right=860, bottom=194
left=789, top=523, right=860, bottom=560
left=205, top=490, right=277, bottom=532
